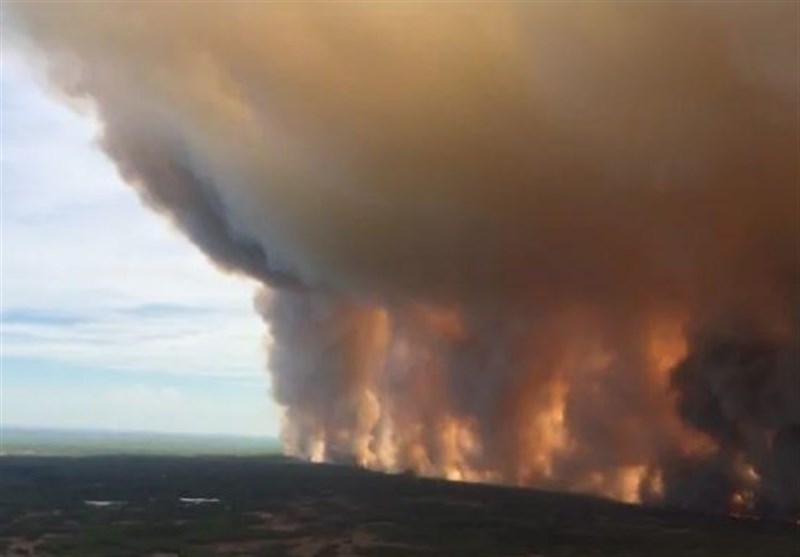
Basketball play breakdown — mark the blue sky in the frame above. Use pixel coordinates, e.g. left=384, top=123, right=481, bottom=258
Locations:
left=1, top=41, right=281, bottom=437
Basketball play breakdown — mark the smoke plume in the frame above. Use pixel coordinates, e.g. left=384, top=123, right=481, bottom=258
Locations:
left=11, top=3, right=798, bottom=515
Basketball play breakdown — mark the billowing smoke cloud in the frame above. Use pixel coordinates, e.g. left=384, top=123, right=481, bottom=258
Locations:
left=11, top=3, right=798, bottom=515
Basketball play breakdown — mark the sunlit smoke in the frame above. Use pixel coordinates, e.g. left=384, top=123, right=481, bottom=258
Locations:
left=9, top=2, right=798, bottom=517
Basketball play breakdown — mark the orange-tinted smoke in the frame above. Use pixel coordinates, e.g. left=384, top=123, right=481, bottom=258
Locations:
left=10, top=2, right=798, bottom=514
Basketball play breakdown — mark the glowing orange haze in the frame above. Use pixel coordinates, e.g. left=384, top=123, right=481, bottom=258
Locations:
left=273, top=302, right=720, bottom=506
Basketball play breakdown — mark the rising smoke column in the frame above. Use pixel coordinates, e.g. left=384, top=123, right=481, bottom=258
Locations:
left=10, top=3, right=798, bottom=515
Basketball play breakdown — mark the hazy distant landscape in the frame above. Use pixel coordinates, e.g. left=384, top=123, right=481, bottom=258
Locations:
left=1, top=429, right=798, bottom=557
left=0, top=427, right=280, bottom=458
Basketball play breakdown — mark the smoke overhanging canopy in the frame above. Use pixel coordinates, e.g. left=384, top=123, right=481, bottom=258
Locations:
left=10, top=2, right=799, bottom=516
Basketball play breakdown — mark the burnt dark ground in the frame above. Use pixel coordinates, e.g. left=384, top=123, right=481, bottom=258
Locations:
left=0, top=456, right=797, bottom=557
